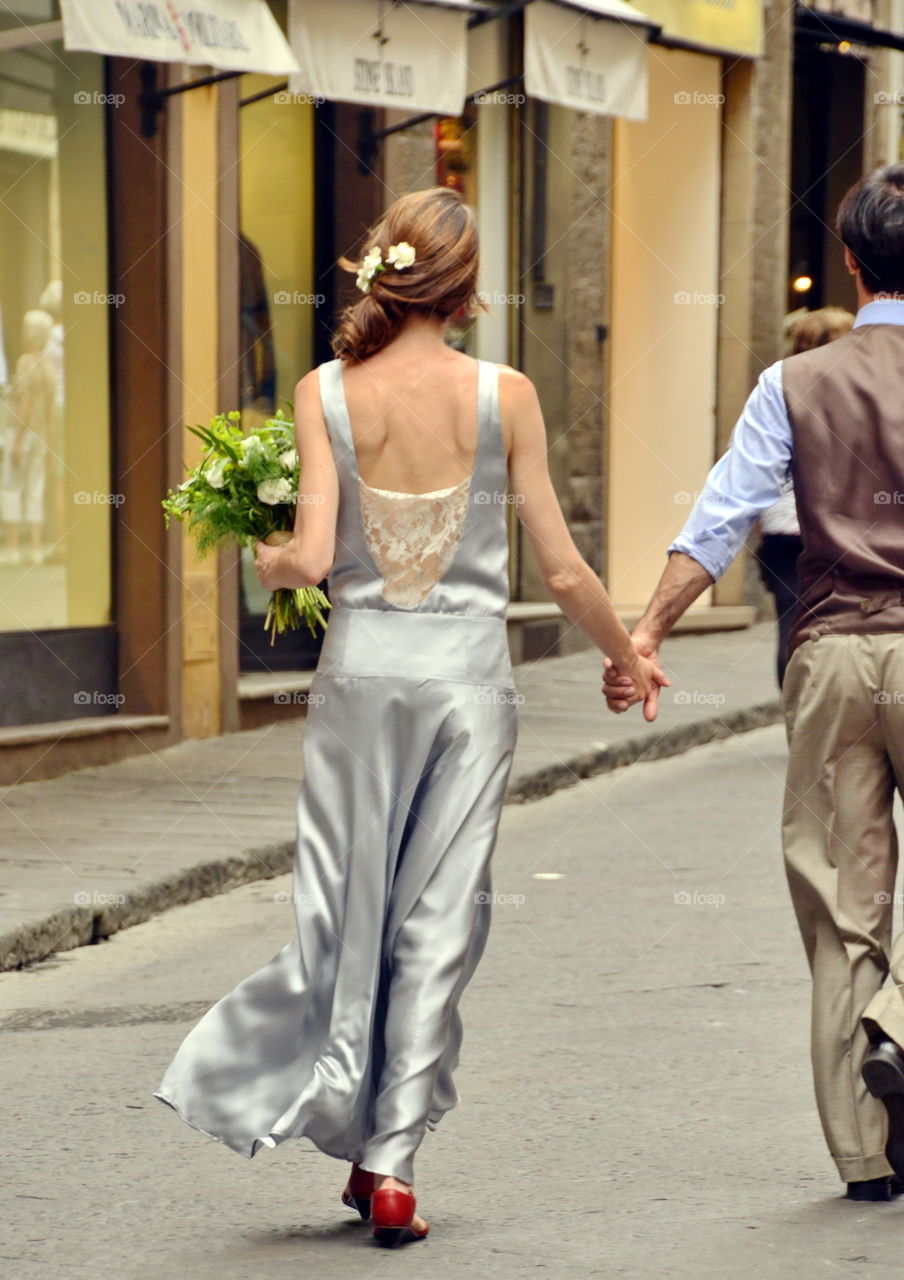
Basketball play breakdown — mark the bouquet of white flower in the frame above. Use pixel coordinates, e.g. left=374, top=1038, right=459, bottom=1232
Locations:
left=162, top=410, right=330, bottom=643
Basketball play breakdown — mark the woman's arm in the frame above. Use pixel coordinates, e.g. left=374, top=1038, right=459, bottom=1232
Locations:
left=500, top=366, right=667, bottom=710
left=254, top=368, right=338, bottom=590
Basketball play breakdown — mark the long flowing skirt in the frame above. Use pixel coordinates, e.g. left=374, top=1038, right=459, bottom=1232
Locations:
left=153, top=669, right=517, bottom=1184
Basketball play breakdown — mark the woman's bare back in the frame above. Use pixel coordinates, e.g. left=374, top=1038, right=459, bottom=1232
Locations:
left=339, top=343, right=481, bottom=496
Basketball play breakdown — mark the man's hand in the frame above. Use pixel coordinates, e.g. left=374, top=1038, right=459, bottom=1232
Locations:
left=602, top=632, right=669, bottom=722
left=601, top=554, right=713, bottom=720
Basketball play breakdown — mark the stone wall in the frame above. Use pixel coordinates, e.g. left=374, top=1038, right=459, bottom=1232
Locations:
left=565, top=113, right=612, bottom=580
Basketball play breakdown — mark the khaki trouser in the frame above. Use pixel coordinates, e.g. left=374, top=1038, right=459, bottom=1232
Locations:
left=783, top=632, right=904, bottom=1182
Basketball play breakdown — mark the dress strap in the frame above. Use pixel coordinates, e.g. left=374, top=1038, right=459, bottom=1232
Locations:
left=473, top=359, right=507, bottom=496
left=317, top=358, right=356, bottom=468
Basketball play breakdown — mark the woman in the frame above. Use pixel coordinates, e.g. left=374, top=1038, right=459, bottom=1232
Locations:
left=153, top=187, right=665, bottom=1247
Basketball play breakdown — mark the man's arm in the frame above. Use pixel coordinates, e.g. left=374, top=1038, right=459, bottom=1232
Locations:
left=603, top=361, right=792, bottom=715
left=635, top=552, right=714, bottom=650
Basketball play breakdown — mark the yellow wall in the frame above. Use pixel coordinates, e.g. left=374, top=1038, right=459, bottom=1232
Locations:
left=240, top=78, right=316, bottom=409
left=607, top=47, right=722, bottom=612
left=60, top=54, right=112, bottom=628
left=180, top=85, right=222, bottom=738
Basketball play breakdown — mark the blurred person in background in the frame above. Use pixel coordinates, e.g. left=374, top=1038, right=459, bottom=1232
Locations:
left=756, top=306, right=854, bottom=685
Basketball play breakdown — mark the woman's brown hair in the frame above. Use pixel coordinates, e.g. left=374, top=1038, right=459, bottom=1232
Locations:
left=332, top=187, right=487, bottom=362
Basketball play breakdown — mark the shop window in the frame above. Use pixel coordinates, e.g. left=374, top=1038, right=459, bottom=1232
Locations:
left=0, top=8, right=113, bottom=688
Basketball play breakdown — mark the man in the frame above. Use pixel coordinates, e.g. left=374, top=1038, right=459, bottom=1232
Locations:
left=603, top=164, right=904, bottom=1203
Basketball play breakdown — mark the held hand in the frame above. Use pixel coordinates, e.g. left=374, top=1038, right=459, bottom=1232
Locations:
left=254, top=531, right=294, bottom=591
left=602, top=634, right=670, bottom=722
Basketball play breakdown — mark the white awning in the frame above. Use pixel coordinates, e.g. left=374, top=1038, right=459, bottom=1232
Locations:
left=550, top=0, right=656, bottom=26
left=288, top=0, right=471, bottom=117
left=59, top=0, right=301, bottom=75
left=525, top=0, right=654, bottom=120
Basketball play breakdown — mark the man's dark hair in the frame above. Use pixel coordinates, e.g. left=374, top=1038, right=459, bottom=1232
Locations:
left=836, top=164, right=904, bottom=296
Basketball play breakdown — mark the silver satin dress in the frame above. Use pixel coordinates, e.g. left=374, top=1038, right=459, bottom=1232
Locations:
left=153, top=358, right=518, bottom=1184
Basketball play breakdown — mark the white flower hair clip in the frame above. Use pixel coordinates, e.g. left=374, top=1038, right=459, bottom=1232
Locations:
left=356, top=241, right=417, bottom=294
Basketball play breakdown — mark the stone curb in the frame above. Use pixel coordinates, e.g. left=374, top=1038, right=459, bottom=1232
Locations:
left=0, top=700, right=783, bottom=972
left=505, top=700, right=784, bottom=802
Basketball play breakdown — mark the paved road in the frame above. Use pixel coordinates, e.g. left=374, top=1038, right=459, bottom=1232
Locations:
left=4, top=725, right=904, bottom=1279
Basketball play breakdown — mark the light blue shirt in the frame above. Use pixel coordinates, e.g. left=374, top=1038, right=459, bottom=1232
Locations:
left=668, top=299, right=904, bottom=579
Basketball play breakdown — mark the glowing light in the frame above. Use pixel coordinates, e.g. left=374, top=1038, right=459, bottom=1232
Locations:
left=792, top=275, right=813, bottom=293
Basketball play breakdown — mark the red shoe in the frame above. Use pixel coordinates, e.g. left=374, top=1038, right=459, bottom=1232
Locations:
left=340, top=1162, right=374, bottom=1220
left=371, top=1187, right=430, bottom=1247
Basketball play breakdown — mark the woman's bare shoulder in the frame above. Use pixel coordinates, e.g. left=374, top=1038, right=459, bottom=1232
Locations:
left=295, top=365, right=330, bottom=400
left=494, top=364, right=540, bottom=418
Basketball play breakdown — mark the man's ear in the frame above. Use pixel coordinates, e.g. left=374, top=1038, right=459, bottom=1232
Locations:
left=844, top=245, right=859, bottom=277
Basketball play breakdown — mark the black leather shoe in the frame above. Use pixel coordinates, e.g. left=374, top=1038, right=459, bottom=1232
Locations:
left=846, top=1176, right=892, bottom=1201
left=862, top=1039, right=904, bottom=1179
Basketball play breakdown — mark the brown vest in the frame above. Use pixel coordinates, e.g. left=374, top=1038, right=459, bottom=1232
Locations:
left=783, top=322, right=904, bottom=658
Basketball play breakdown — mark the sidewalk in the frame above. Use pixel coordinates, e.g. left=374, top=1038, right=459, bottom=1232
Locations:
left=0, top=621, right=780, bottom=970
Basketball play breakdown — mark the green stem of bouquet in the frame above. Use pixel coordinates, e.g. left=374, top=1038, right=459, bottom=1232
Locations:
left=265, top=584, right=331, bottom=646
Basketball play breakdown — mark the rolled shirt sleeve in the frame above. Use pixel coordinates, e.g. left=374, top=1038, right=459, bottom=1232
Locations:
left=667, top=361, right=793, bottom=580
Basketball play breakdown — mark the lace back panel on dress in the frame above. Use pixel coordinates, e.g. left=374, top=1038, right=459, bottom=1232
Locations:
left=358, top=475, right=472, bottom=607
